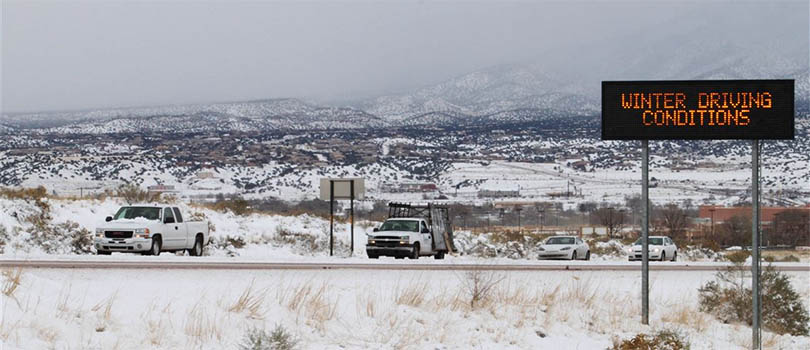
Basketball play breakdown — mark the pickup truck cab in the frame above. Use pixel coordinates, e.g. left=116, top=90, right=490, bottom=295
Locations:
left=94, top=205, right=210, bottom=256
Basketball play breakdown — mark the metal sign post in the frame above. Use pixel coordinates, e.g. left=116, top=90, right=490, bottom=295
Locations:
left=350, top=180, right=355, bottom=257
left=752, top=140, right=761, bottom=349
left=641, top=140, right=649, bottom=325
left=320, top=178, right=365, bottom=257
left=329, top=180, right=334, bottom=257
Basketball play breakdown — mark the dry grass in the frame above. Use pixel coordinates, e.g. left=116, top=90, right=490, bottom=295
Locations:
left=0, top=317, right=21, bottom=343
left=762, top=249, right=810, bottom=262
left=395, top=281, right=428, bottom=307
left=184, top=300, right=223, bottom=344
left=2, top=268, right=23, bottom=303
left=493, top=282, right=541, bottom=307
left=356, top=292, right=377, bottom=318
left=91, top=291, right=117, bottom=332
left=275, top=280, right=338, bottom=331
left=34, top=323, right=59, bottom=346
left=304, top=283, right=338, bottom=329
left=141, top=302, right=173, bottom=346
left=228, top=280, right=267, bottom=319
left=661, top=303, right=710, bottom=333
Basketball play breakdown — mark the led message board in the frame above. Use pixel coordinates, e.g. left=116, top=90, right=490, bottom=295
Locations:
left=602, top=80, right=794, bottom=140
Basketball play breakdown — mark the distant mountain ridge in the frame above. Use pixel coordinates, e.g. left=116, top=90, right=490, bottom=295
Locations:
left=2, top=53, right=806, bottom=133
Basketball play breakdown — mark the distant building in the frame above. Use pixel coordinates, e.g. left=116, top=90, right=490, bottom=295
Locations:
left=478, top=189, right=520, bottom=198
left=698, top=205, right=810, bottom=224
left=147, top=185, right=177, bottom=194
left=381, top=182, right=438, bottom=193
left=196, top=171, right=216, bottom=179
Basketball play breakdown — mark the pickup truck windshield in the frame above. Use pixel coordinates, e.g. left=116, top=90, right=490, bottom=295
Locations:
left=114, top=207, right=161, bottom=221
left=379, top=220, right=419, bottom=232
left=546, top=237, right=575, bottom=245
left=634, top=238, right=663, bottom=246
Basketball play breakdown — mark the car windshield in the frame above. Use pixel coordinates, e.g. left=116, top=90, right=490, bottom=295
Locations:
left=378, top=220, right=419, bottom=232
left=113, top=207, right=161, bottom=221
left=545, top=237, right=575, bottom=245
left=634, top=238, right=664, bottom=245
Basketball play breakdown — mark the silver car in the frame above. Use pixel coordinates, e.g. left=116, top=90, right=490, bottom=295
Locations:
left=538, top=236, right=590, bottom=260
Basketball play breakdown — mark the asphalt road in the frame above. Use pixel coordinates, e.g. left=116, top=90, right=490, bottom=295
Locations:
left=1, top=259, right=807, bottom=271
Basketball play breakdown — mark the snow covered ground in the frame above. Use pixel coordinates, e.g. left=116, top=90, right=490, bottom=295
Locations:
left=1, top=266, right=808, bottom=349
left=1, top=197, right=809, bottom=349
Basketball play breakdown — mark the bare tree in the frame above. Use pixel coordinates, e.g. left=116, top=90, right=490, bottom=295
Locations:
left=769, top=210, right=810, bottom=246
left=459, top=269, right=505, bottom=309
left=592, top=207, right=627, bottom=238
left=657, top=203, right=690, bottom=241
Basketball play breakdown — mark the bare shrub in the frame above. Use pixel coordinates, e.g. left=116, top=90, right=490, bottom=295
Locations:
left=189, top=211, right=216, bottom=232
left=459, top=268, right=505, bottom=309
left=240, top=325, right=298, bottom=350
left=212, top=196, right=251, bottom=215
left=0, top=186, right=48, bottom=201
left=116, top=184, right=161, bottom=204
left=698, top=258, right=810, bottom=336
left=0, top=225, right=8, bottom=253
left=610, top=329, right=690, bottom=350
left=27, top=220, right=93, bottom=254
left=209, top=235, right=247, bottom=256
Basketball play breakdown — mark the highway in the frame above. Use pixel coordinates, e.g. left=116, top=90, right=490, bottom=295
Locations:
left=1, top=259, right=807, bottom=271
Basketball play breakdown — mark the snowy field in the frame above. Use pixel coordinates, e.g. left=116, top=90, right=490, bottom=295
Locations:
left=1, top=267, right=808, bottom=349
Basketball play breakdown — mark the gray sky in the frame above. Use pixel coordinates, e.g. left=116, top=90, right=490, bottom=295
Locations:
left=2, top=0, right=807, bottom=113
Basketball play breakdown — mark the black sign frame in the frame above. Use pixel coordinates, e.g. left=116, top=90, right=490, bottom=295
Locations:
left=601, top=80, right=794, bottom=140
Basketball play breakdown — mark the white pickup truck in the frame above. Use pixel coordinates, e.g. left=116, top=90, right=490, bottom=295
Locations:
left=94, top=205, right=210, bottom=256
left=366, top=203, right=456, bottom=260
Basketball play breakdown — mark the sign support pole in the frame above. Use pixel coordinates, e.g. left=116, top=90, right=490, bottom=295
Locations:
left=641, top=139, right=650, bottom=325
left=350, top=180, right=355, bottom=257
left=329, top=180, right=334, bottom=257
left=752, top=139, right=761, bottom=349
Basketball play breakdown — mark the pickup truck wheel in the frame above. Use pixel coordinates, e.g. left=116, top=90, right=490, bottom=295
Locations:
left=410, top=243, right=420, bottom=260
left=434, top=251, right=445, bottom=260
left=144, top=237, right=161, bottom=256
left=585, top=251, right=591, bottom=261
left=671, top=251, right=677, bottom=262
left=188, top=235, right=203, bottom=256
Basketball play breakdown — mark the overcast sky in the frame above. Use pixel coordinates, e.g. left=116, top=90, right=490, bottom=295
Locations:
left=2, top=0, right=807, bottom=113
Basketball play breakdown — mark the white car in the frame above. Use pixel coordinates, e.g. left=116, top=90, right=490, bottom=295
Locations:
left=538, top=236, right=590, bottom=260
left=628, top=236, right=677, bottom=261
left=95, top=205, right=210, bottom=256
